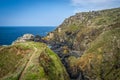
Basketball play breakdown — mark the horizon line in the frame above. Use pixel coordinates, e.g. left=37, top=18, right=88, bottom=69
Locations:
left=0, top=26, right=57, bottom=27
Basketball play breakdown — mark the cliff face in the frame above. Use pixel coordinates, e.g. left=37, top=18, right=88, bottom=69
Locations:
left=47, top=8, right=120, bottom=79
left=0, top=42, right=69, bottom=80
left=77, top=27, right=120, bottom=80
left=50, top=8, right=120, bottom=50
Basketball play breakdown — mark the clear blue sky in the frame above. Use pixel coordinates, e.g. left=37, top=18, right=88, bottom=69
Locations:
left=0, top=0, right=120, bottom=26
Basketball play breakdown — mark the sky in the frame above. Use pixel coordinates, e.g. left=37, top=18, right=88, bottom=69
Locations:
left=0, top=0, right=120, bottom=26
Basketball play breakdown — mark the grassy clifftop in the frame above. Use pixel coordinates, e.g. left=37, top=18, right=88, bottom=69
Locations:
left=0, top=42, right=69, bottom=80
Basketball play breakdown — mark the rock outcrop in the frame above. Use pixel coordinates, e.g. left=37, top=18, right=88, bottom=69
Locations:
left=13, top=34, right=44, bottom=44
left=13, top=34, right=34, bottom=44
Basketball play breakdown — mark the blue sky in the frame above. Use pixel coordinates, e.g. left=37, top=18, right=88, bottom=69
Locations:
left=0, top=0, right=120, bottom=26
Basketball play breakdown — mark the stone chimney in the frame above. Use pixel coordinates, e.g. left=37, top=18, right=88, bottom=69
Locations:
left=48, top=32, right=54, bottom=39
left=58, top=28, right=61, bottom=33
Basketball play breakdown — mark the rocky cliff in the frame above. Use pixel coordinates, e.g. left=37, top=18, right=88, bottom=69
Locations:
left=46, top=8, right=120, bottom=80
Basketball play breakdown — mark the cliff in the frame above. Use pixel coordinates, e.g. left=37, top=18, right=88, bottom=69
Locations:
left=0, top=7, right=120, bottom=80
left=0, top=41, right=69, bottom=80
left=46, top=8, right=120, bottom=79
left=48, top=8, right=120, bottom=50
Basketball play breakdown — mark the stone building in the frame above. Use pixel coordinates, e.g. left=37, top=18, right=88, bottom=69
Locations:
left=47, top=32, right=54, bottom=39
left=58, top=28, right=61, bottom=33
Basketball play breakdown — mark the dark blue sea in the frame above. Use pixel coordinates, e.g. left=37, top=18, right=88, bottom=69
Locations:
left=0, top=26, right=56, bottom=45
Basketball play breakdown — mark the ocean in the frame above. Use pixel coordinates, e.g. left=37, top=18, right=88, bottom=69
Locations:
left=0, top=26, right=56, bottom=45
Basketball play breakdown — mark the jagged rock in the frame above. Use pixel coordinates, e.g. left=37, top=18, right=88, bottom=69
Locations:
left=12, top=34, right=34, bottom=44
left=34, top=35, right=42, bottom=42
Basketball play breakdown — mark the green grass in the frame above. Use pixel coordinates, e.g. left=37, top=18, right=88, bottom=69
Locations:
left=0, top=46, right=22, bottom=78
left=78, top=28, right=120, bottom=80
left=0, top=41, right=69, bottom=80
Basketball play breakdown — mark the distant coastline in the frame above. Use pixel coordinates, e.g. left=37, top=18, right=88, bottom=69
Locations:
left=0, top=26, right=56, bottom=45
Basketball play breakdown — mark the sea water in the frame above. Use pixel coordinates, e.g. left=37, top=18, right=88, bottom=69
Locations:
left=0, top=26, right=56, bottom=45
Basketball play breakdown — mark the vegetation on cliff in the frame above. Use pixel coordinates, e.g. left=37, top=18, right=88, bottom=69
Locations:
left=77, top=28, right=120, bottom=80
left=0, top=42, right=69, bottom=80
left=0, top=7, right=120, bottom=80
left=47, top=7, right=120, bottom=79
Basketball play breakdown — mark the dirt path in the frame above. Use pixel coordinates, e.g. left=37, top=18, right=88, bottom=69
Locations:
left=18, top=47, right=37, bottom=80
left=0, top=47, right=4, bottom=51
